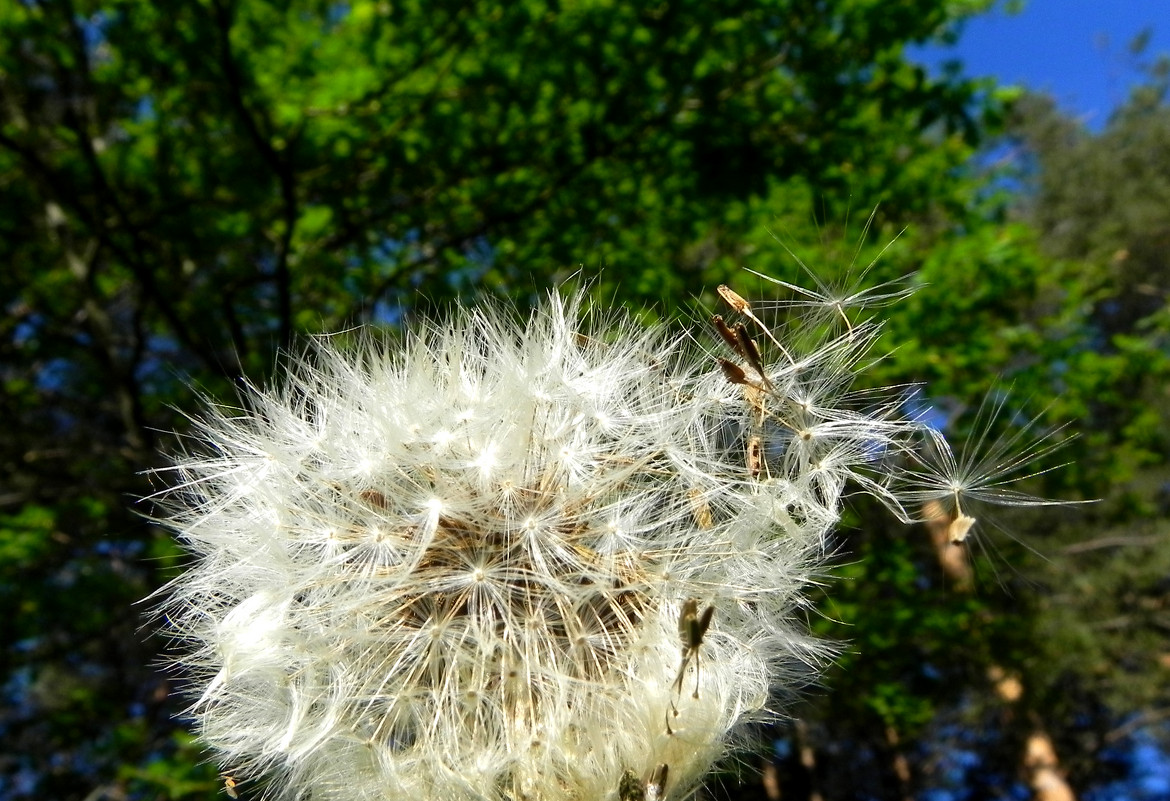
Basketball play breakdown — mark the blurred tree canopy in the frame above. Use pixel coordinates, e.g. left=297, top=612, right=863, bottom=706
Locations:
left=4, top=0, right=1168, bottom=799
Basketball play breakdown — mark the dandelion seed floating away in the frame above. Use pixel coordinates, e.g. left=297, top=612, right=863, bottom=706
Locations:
left=894, top=388, right=1078, bottom=546
left=148, top=282, right=1071, bottom=801
left=756, top=210, right=917, bottom=339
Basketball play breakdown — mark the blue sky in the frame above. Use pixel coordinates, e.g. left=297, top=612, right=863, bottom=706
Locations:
left=912, top=0, right=1170, bottom=129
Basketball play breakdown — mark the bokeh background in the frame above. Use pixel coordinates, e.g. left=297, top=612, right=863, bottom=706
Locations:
left=3, top=1, right=1169, bottom=799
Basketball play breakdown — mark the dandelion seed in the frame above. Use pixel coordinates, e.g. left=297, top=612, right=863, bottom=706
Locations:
left=712, top=314, right=742, bottom=356
left=894, top=387, right=1079, bottom=541
left=733, top=323, right=769, bottom=385
left=358, top=489, right=388, bottom=509
left=718, top=357, right=756, bottom=388
left=646, top=763, right=670, bottom=801
left=750, top=266, right=917, bottom=339
left=687, top=488, right=714, bottom=530
left=753, top=212, right=917, bottom=338
left=746, top=437, right=764, bottom=480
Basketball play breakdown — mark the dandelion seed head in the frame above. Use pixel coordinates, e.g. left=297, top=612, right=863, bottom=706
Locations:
left=151, top=290, right=839, bottom=801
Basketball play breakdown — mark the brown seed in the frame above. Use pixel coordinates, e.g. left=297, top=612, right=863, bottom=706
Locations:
left=717, top=284, right=794, bottom=363
left=733, top=322, right=771, bottom=388
left=359, top=489, right=388, bottom=509
left=718, top=357, right=751, bottom=387
left=687, top=488, right=714, bottom=530
left=746, top=436, right=764, bottom=479
left=712, top=314, right=742, bottom=355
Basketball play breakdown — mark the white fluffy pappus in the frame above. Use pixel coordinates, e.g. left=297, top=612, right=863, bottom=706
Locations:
left=149, top=284, right=1064, bottom=801
left=150, top=291, right=844, bottom=801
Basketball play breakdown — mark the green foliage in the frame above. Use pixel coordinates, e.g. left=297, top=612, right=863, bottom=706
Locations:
left=992, top=60, right=1170, bottom=777
left=118, top=730, right=225, bottom=800
left=817, top=533, right=1001, bottom=736
left=1, top=0, right=996, bottom=360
